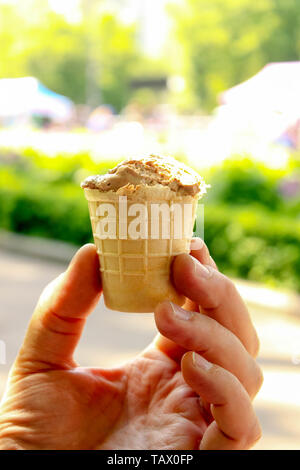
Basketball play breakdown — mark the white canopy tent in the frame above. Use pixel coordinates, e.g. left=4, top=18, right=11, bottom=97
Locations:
left=0, top=77, right=74, bottom=122
left=220, top=62, right=300, bottom=114
left=217, top=62, right=300, bottom=146
left=186, top=63, right=300, bottom=168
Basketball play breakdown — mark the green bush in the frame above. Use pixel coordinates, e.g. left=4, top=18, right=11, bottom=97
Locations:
left=204, top=157, right=285, bottom=210
left=0, top=184, right=92, bottom=245
left=1, top=148, right=300, bottom=291
left=199, top=204, right=300, bottom=291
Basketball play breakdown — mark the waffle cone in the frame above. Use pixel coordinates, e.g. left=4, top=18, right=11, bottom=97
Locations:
left=84, top=186, right=199, bottom=313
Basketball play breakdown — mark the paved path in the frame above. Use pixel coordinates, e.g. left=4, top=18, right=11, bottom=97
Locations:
left=0, top=249, right=300, bottom=450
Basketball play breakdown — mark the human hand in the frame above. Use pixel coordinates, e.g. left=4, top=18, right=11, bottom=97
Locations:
left=154, top=238, right=263, bottom=449
left=0, top=241, right=263, bottom=450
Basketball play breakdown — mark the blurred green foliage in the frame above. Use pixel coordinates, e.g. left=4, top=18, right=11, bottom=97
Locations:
left=199, top=205, right=300, bottom=291
left=205, top=158, right=284, bottom=209
left=1, top=149, right=300, bottom=290
left=0, top=147, right=116, bottom=244
left=1, top=0, right=300, bottom=112
left=0, top=2, right=139, bottom=111
left=197, top=156, right=300, bottom=290
left=170, top=0, right=300, bottom=110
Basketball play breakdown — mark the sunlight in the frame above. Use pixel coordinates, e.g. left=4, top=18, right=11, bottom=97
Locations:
left=258, top=370, right=300, bottom=408
left=48, top=0, right=82, bottom=23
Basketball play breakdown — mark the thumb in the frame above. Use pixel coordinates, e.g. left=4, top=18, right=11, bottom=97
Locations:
left=15, top=244, right=102, bottom=372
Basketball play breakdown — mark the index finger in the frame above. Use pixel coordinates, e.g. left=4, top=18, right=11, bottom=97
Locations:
left=155, top=238, right=213, bottom=359
left=172, top=253, right=259, bottom=357
left=184, top=238, right=217, bottom=312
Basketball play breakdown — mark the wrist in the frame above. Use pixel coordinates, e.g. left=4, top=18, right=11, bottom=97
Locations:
left=0, top=437, right=24, bottom=450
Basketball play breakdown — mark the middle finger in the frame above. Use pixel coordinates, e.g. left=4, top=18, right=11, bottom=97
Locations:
left=154, top=301, right=263, bottom=399
left=172, top=253, right=260, bottom=357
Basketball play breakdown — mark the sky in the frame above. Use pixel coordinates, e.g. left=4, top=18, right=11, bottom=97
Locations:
left=48, top=0, right=82, bottom=23
left=120, top=0, right=171, bottom=56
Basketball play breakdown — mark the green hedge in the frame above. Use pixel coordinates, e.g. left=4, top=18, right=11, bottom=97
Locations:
left=199, top=204, right=300, bottom=291
left=0, top=186, right=92, bottom=245
left=1, top=149, right=300, bottom=290
left=1, top=184, right=300, bottom=291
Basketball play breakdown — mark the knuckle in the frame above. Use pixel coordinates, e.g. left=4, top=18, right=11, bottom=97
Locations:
left=224, top=275, right=237, bottom=294
left=248, top=361, right=264, bottom=398
left=247, top=421, right=262, bottom=447
left=252, top=360, right=264, bottom=390
left=256, top=365, right=264, bottom=390
left=220, top=275, right=238, bottom=305
left=209, top=255, right=218, bottom=270
left=250, top=332, right=260, bottom=358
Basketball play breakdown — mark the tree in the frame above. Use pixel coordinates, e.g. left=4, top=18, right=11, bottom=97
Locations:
left=170, top=0, right=300, bottom=111
left=0, top=1, right=140, bottom=110
left=88, top=13, right=139, bottom=111
left=24, top=13, right=88, bottom=104
left=0, top=4, right=28, bottom=78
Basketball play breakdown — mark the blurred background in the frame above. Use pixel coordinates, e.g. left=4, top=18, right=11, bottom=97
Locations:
left=0, top=0, right=300, bottom=450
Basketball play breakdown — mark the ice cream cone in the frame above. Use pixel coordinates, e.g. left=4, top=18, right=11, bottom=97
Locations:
left=83, top=186, right=199, bottom=312
left=82, top=155, right=208, bottom=313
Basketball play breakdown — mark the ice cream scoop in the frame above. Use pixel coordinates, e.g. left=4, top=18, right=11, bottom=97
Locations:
left=81, top=155, right=208, bottom=313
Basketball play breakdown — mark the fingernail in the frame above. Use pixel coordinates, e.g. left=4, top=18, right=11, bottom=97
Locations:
left=170, top=302, right=194, bottom=321
left=190, top=256, right=213, bottom=279
left=192, top=352, right=212, bottom=371
left=190, top=237, right=204, bottom=251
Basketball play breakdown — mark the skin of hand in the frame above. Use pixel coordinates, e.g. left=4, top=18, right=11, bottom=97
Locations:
left=0, top=240, right=263, bottom=450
